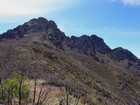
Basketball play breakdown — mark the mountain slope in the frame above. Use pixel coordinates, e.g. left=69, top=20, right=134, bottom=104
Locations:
left=0, top=17, right=140, bottom=105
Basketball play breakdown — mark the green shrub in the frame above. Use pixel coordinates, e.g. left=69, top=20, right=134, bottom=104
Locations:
left=0, top=76, right=29, bottom=101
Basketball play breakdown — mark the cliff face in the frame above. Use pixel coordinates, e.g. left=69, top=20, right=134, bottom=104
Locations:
left=64, top=35, right=111, bottom=56
left=111, top=47, right=137, bottom=61
left=0, top=17, right=140, bottom=105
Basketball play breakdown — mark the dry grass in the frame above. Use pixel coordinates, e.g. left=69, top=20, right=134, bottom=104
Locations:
left=25, top=79, right=85, bottom=105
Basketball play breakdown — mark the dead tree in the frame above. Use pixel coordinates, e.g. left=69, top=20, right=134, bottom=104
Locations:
left=29, top=62, right=42, bottom=105
left=36, top=73, right=57, bottom=105
left=61, top=79, right=86, bottom=105
left=16, top=60, right=29, bottom=105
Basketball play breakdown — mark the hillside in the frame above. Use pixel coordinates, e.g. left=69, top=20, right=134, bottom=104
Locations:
left=0, top=17, right=140, bottom=105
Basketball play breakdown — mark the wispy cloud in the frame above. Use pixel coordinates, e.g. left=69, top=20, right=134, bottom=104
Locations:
left=110, top=0, right=140, bottom=6
left=0, top=0, right=79, bottom=16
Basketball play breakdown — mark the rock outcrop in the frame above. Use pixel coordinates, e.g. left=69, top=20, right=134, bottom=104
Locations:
left=111, top=47, right=138, bottom=62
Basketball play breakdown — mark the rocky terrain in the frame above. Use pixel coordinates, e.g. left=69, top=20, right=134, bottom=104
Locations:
left=0, top=17, right=140, bottom=105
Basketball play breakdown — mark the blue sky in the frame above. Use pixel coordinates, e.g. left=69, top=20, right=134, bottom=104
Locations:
left=0, top=0, right=140, bottom=58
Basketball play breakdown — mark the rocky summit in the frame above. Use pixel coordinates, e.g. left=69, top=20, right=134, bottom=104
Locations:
left=0, top=17, right=140, bottom=105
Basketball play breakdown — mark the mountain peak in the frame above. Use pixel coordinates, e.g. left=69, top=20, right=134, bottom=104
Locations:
left=65, top=34, right=111, bottom=56
left=25, top=17, right=48, bottom=26
left=90, top=35, right=111, bottom=53
left=112, top=47, right=138, bottom=62
left=0, top=17, right=59, bottom=39
left=25, top=17, right=57, bottom=29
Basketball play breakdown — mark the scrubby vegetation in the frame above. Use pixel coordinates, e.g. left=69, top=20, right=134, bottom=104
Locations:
left=0, top=73, right=29, bottom=105
left=0, top=71, right=87, bottom=105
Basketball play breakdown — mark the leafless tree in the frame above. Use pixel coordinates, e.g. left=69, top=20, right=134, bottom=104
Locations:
left=28, top=62, right=42, bottom=105
left=35, top=73, right=58, bottom=105
left=16, top=60, right=29, bottom=105
left=29, top=63, right=58, bottom=105
left=60, top=78, right=86, bottom=105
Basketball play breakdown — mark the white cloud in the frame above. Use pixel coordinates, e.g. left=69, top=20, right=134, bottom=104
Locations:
left=110, top=0, right=140, bottom=6
left=0, top=0, right=82, bottom=24
left=0, top=0, right=78, bottom=16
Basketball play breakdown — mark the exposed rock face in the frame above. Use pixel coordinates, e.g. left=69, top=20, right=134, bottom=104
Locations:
left=0, top=17, right=139, bottom=63
left=24, top=17, right=49, bottom=33
left=90, top=35, right=111, bottom=53
left=0, top=17, right=140, bottom=67
left=64, top=35, right=111, bottom=56
left=111, top=47, right=138, bottom=62
left=0, top=17, right=49, bottom=38
left=0, top=17, right=62, bottom=38
left=43, top=20, right=66, bottom=50
left=0, top=17, right=111, bottom=55
left=0, top=17, right=66, bottom=50
left=0, top=17, right=139, bottom=62
left=65, top=35, right=96, bottom=55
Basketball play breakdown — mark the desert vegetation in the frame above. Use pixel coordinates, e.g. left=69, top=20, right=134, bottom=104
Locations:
left=0, top=71, right=87, bottom=105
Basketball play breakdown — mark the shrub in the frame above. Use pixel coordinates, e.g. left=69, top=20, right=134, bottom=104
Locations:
left=0, top=76, right=29, bottom=101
